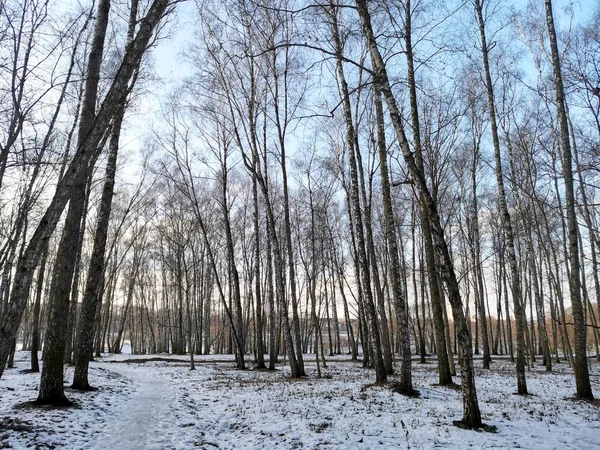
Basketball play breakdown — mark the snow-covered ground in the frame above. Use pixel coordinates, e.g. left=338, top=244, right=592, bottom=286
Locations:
left=1, top=351, right=599, bottom=449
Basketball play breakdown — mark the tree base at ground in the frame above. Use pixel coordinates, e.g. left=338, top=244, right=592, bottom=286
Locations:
left=390, top=382, right=420, bottom=398
left=71, top=381, right=96, bottom=391
left=34, top=395, right=74, bottom=407
left=453, top=420, right=497, bottom=432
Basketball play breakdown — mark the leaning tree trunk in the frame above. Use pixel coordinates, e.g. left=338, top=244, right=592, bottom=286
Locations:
left=0, top=5, right=82, bottom=334
left=37, top=0, right=112, bottom=404
left=354, top=0, right=482, bottom=427
left=0, top=0, right=173, bottom=380
left=544, top=0, right=593, bottom=399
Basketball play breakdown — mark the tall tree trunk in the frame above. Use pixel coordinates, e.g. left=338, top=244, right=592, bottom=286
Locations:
left=271, top=45, right=306, bottom=377
left=469, top=144, right=491, bottom=369
left=328, top=1, right=386, bottom=384
left=412, top=218, right=426, bottom=363
left=203, top=269, right=212, bottom=355
left=341, top=178, right=370, bottom=366
left=403, top=0, right=452, bottom=385
left=473, top=0, right=527, bottom=395
left=246, top=138, right=299, bottom=376
left=572, top=117, right=600, bottom=361
left=265, top=212, right=277, bottom=370
left=528, top=240, right=551, bottom=371
left=331, top=234, right=357, bottom=359
left=374, top=89, right=413, bottom=394
left=30, top=245, right=48, bottom=373
left=328, top=259, right=342, bottom=355
left=252, top=163, right=266, bottom=369
left=221, top=156, right=246, bottom=369
left=113, top=263, right=138, bottom=354
left=308, top=186, right=321, bottom=377
left=355, top=134, right=393, bottom=375
left=544, top=0, right=593, bottom=399
left=71, top=104, right=125, bottom=389
left=64, top=177, right=92, bottom=365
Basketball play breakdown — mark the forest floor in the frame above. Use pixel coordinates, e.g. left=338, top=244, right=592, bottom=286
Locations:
left=1, top=351, right=599, bottom=449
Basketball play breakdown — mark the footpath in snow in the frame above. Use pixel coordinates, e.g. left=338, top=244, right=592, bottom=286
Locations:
left=93, top=362, right=193, bottom=450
